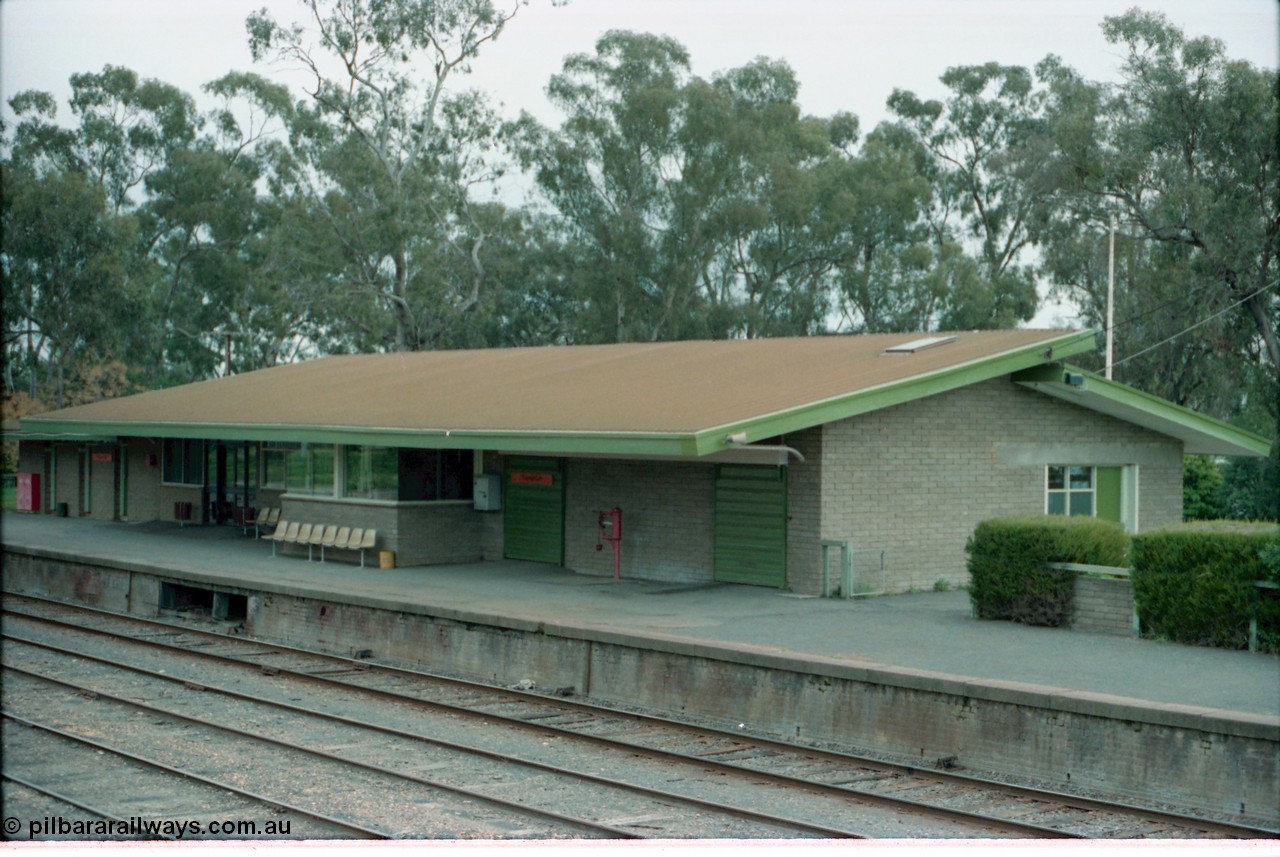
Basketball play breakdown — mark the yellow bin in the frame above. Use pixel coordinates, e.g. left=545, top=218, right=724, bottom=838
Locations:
left=378, top=550, right=396, bottom=569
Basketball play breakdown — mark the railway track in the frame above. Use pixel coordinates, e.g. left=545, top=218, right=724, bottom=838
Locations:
left=2, top=593, right=1272, bottom=840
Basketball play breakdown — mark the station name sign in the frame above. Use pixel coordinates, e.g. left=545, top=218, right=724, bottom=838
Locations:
left=510, top=472, right=554, bottom=486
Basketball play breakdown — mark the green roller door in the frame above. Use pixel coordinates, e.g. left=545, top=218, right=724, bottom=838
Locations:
left=714, top=464, right=787, bottom=588
left=1096, top=466, right=1123, bottom=523
left=504, top=457, right=564, bottom=564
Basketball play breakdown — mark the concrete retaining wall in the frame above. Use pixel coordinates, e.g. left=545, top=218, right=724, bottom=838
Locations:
left=2, top=547, right=1275, bottom=826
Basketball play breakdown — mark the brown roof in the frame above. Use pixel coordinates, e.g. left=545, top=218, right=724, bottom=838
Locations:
left=32, top=331, right=1079, bottom=436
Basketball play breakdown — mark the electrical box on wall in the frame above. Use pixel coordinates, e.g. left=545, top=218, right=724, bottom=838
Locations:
left=473, top=474, right=502, bottom=511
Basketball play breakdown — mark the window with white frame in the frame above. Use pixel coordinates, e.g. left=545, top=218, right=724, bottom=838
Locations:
left=1046, top=465, right=1094, bottom=516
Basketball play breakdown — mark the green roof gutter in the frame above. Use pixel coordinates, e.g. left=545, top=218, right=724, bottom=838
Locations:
left=1012, top=365, right=1273, bottom=458
left=693, top=329, right=1098, bottom=455
left=12, top=420, right=702, bottom=458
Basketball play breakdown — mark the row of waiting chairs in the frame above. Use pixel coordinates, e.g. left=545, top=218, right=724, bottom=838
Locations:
left=252, top=507, right=281, bottom=538
left=267, top=520, right=379, bottom=567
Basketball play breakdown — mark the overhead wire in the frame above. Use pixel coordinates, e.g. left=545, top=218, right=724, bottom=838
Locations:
left=1108, top=279, right=1279, bottom=368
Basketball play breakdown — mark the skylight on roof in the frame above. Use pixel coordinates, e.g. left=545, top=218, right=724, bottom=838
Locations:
left=885, top=336, right=957, bottom=354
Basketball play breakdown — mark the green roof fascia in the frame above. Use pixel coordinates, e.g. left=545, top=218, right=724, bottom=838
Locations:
left=14, top=418, right=699, bottom=457
left=1012, top=365, right=1274, bottom=458
left=3, top=429, right=119, bottom=443
left=690, top=329, right=1098, bottom=455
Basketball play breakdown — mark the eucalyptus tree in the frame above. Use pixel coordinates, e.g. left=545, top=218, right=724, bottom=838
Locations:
left=1033, top=9, right=1278, bottom=437
left=519, top=32, right=842, bottom=342
left=135, top=72, right=303, bottom=382
left=696, top=59, right=841, bottom=338
left=826, top=121, right=943, bottom=333
left=66, top=66, right=201, bottom=214
left=1, top=157, right=140, bottom=406
left=246, top=0, right=525, bottom=352
left=1, top=80, right=166, bottom=404
left=886, top=62, right=1053, bottom=328
left=515, top=30, right=699, bottom=342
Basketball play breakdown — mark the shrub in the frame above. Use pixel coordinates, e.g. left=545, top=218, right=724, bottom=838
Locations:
left=966, top=516, right=1128, bottom=627
left=1182, top=454, right=1225, bottom=520
left=1131, top=521, right=1280, bottom=651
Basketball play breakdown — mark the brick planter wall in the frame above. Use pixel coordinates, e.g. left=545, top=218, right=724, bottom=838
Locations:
left=1072, top=575, right=1135, bottom=636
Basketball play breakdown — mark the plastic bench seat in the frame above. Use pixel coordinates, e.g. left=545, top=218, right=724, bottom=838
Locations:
left=269, top=521, right=297, bottom=557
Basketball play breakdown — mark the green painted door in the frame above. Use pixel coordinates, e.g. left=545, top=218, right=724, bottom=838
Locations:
left=714, top=464, right=787, bottom=588
left=503, top=457, right=565, bottom=564
left=1096, top=466, right=1123, bottom=523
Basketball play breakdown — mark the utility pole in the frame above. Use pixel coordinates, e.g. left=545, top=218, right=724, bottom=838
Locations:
left=1106, top=214, right=1116, bottom=380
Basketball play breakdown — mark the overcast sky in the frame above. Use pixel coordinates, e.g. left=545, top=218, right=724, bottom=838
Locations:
left=3, top=0, right=1277, bottom=135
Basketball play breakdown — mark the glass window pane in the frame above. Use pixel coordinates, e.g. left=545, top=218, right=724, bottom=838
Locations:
left=1069, top=491, right=1093, bottom=516
left=440, top=449, right=474, bottom=500
left=183, top=440, right=204, bottom=485
left=287, top=448, right=308, bottom=492
left=1047, top=492, right=1066, bottom=515
left=264, top=448, right=287, bottom=488
left=398, top=449, right=432, bottom=501
left=371, top=447, right=398, bottom=499
left=344, top=446, right=367, bottom=497
left=312, top=446, right=334, bottom=495
left=163, top=439, right=182, bottom=483
left=1047, top=466, right=1065, bottom=490
left=1069, top=466, right=1093, bottom=490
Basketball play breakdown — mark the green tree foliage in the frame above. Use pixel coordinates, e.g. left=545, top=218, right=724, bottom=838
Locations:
left=827, top=122, right=943, bottom=332
left=885, top=63, right=1052, bottom=329
left=246, top=0, right=523, bottom=352
left=1038, top=10, right=1279, bottom=399
left=1182, top=454, right=1225, bottom=521
left=1, top=164, right=140, bottom=406
left=515, top=31, right=709, bottom=342
left=517, top=32, right=863, bottom=341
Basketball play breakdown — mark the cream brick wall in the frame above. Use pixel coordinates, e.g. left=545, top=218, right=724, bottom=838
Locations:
left=817, top=377, right=1183, bottom=594
left=54, top=445, right=81, bottom=515
left=1073, top=576, right=1136, bottom=636
left=565, top=458, right=716, bottom=584
left=279, top=496, right=484, bottom=566
left=783, top=427, right=824, bottom=595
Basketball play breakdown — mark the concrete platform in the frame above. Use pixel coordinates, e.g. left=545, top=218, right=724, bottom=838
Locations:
left=2, top=513, right=1278, bottom=823
left=2, top=513, right=1275, bottom=717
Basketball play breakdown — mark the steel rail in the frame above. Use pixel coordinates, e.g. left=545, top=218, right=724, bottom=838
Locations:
left=2, top=772, right=180, bottom=841
left=1, top=711, right=389, bottom=839
left=3, top=664, right=643, bottom=841
left=3, top=633, right=870, bottom=839
left=2, top=605, right=1056, bottom=839
left=5, top=593, right=1274, bottom=839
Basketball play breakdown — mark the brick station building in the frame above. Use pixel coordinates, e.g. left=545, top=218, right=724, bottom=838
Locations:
left=11, top=330, right=1271, bottom=594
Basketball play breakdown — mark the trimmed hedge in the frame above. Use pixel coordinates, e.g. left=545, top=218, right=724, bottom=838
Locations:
left=1131, top=521, right=1280, bottom=652
left=966, top=516, right=1129, bottom=627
